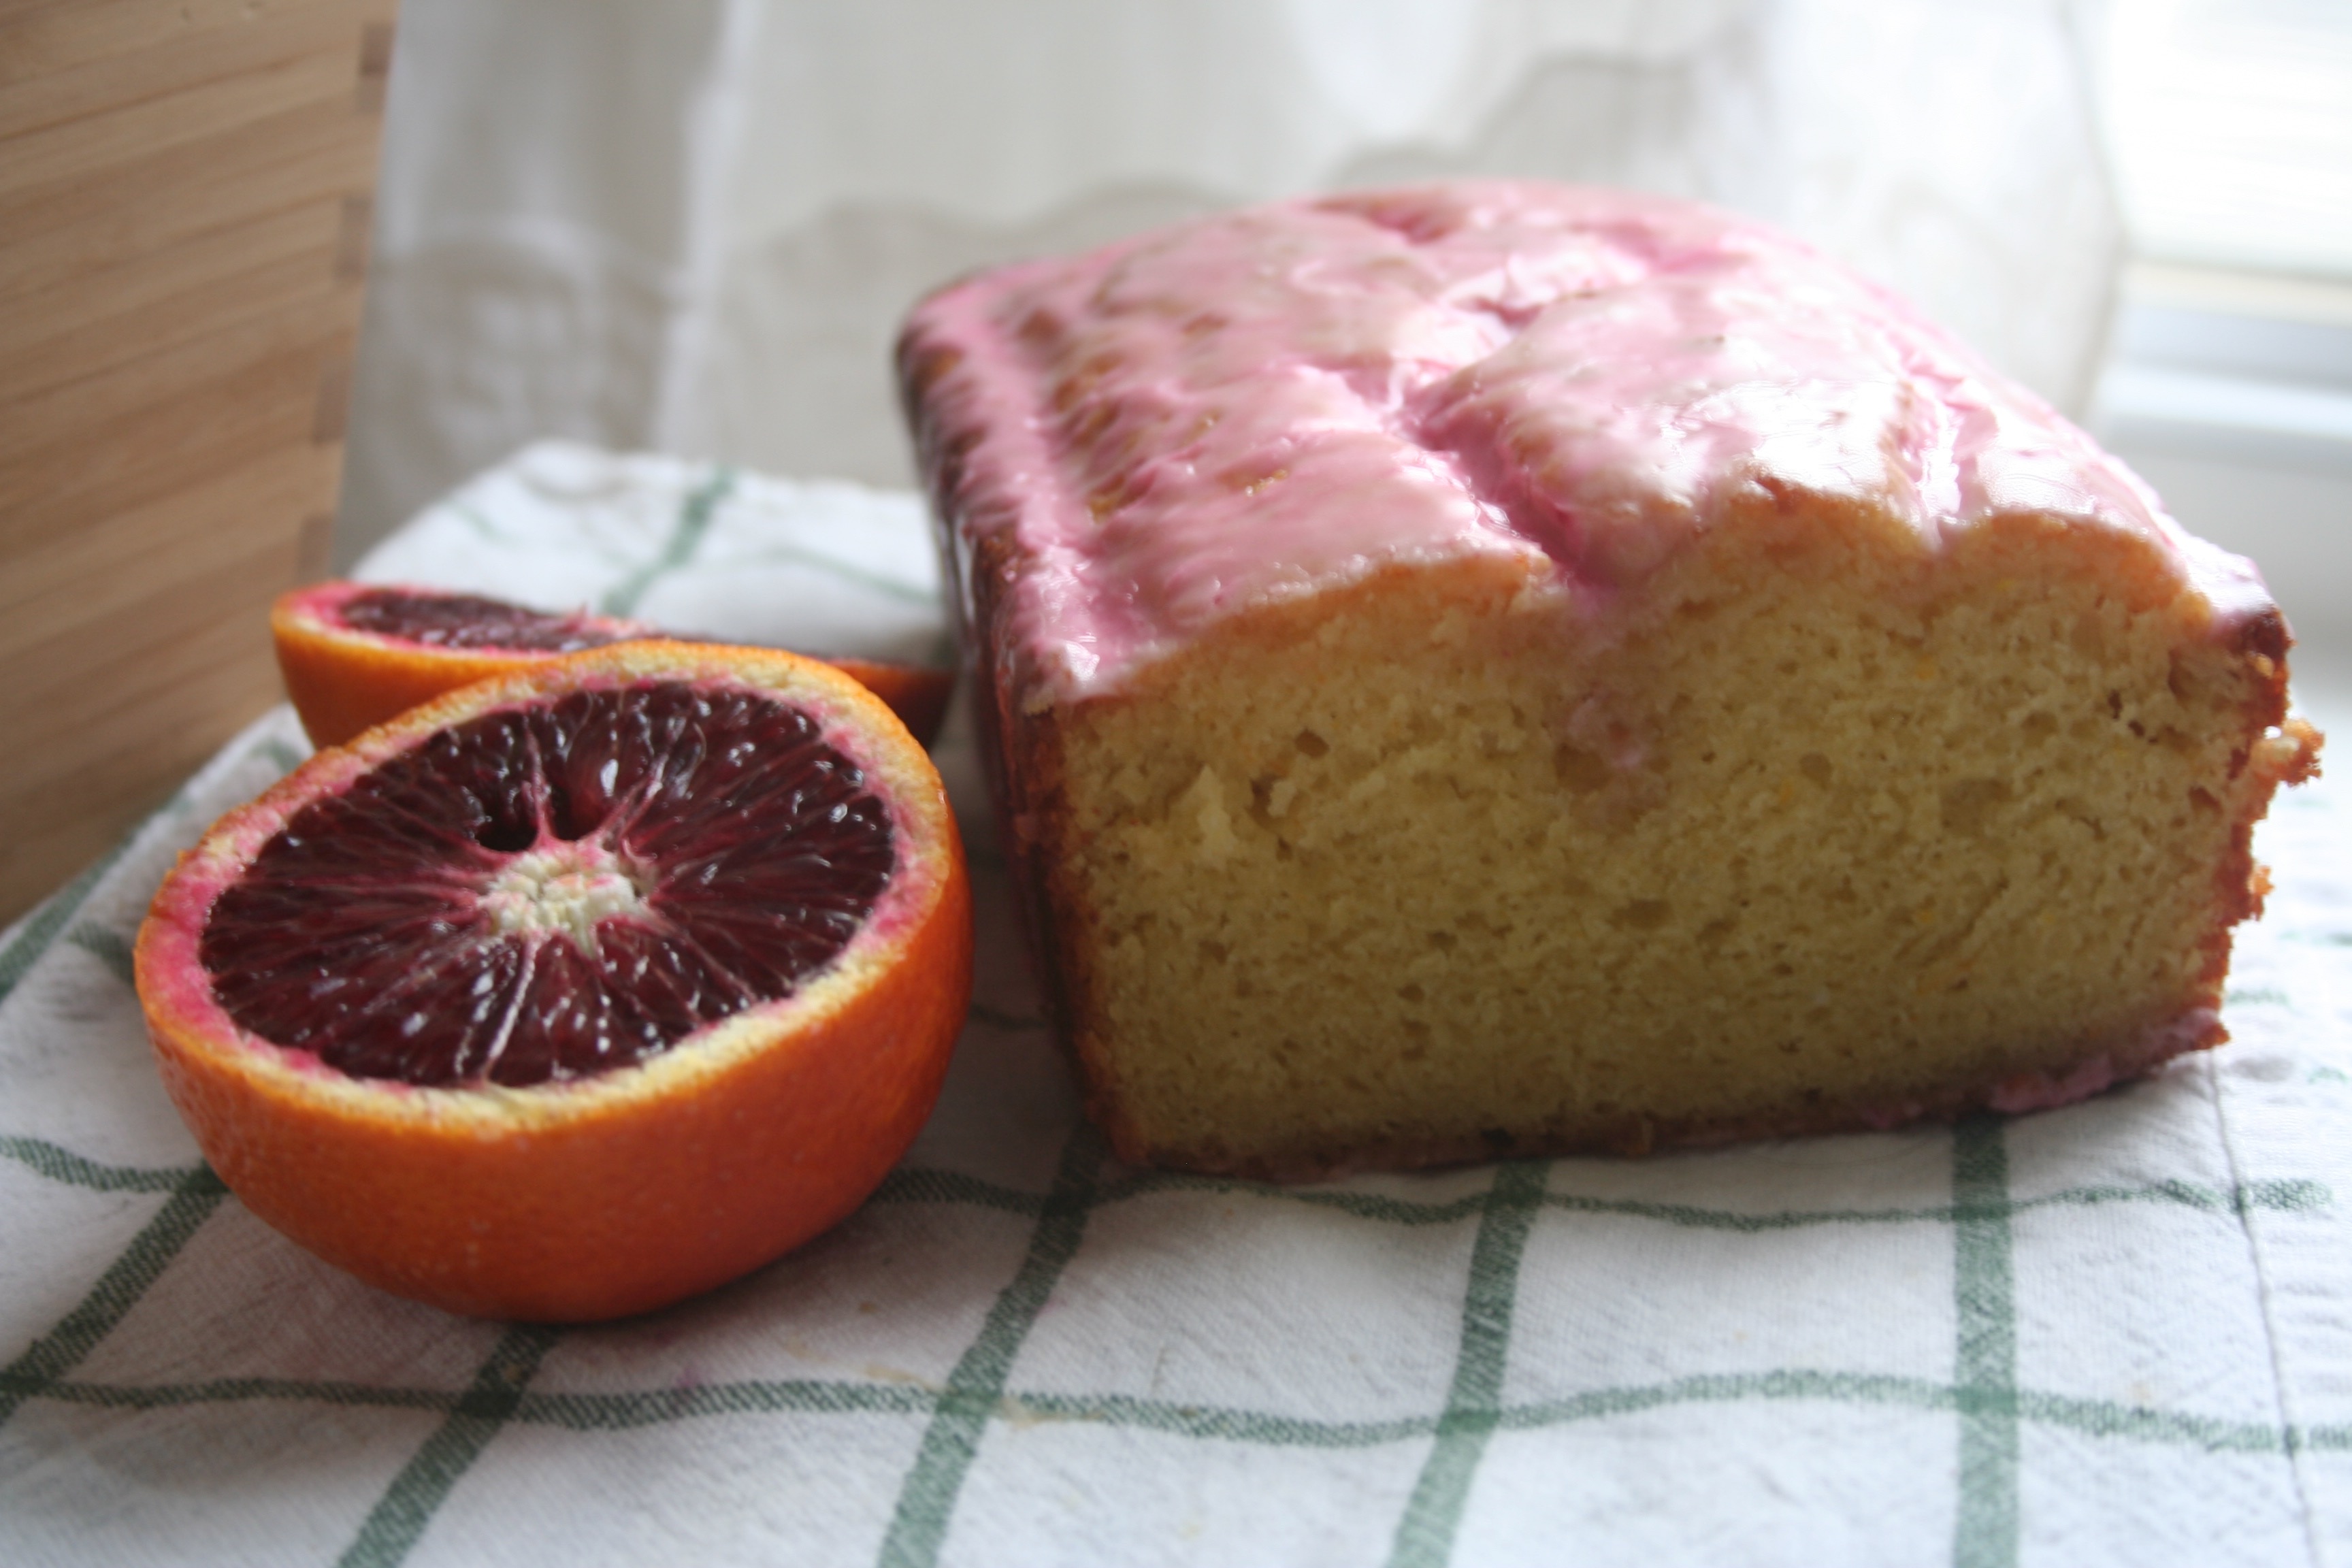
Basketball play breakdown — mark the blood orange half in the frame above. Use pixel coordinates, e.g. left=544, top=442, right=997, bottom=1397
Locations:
left=135, top=642, right=971, bottom=1322
left=274, top=579, right=956, bottom=749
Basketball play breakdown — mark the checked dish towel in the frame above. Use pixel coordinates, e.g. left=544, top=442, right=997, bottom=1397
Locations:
left=3, top=442, right=2349, bottom=1567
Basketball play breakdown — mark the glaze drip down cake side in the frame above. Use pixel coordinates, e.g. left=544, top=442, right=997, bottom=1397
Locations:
left=898, top=181, right=2321, bottom=1179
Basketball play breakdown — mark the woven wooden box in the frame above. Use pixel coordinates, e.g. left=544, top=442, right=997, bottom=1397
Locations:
left=0, top=0, right=396, bottom=922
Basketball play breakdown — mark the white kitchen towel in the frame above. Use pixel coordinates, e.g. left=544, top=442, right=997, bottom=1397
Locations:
left=3, top=444, right=2347, bottom=1567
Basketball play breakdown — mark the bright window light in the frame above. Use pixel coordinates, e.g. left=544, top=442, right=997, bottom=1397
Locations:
left=2102, top=0, right=2352, bottom=278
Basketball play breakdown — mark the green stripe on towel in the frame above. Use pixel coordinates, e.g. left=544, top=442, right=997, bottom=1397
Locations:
left=1386, top=1160, right=1547, bottom=1568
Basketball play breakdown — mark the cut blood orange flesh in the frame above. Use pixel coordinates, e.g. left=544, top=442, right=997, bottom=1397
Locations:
left=135, top=642, right=971, bottom=1322
left=274, top=579, right=956, bottom=750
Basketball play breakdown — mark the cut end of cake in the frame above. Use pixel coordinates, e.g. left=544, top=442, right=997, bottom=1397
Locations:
left=1033, top=495, right=2316, bottom=1177
left=902, top=181, right=2323, bottom=1178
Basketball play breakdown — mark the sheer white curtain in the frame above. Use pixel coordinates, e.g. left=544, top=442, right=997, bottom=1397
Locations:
left=338, top=0, right=2121, bottom=565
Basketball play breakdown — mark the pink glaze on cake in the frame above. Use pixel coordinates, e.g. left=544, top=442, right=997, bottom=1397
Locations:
left=904, top=182, right=2274, bottom=711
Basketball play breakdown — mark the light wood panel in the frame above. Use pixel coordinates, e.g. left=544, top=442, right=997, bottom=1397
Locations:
left=0, top=0, right=395, bottom=924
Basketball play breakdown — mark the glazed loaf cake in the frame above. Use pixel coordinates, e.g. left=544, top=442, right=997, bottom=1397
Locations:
left=899, top=181, right=2319, bottom=1178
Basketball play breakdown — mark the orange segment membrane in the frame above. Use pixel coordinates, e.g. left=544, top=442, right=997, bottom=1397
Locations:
left=200, top=680, right=894, bottom=1088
